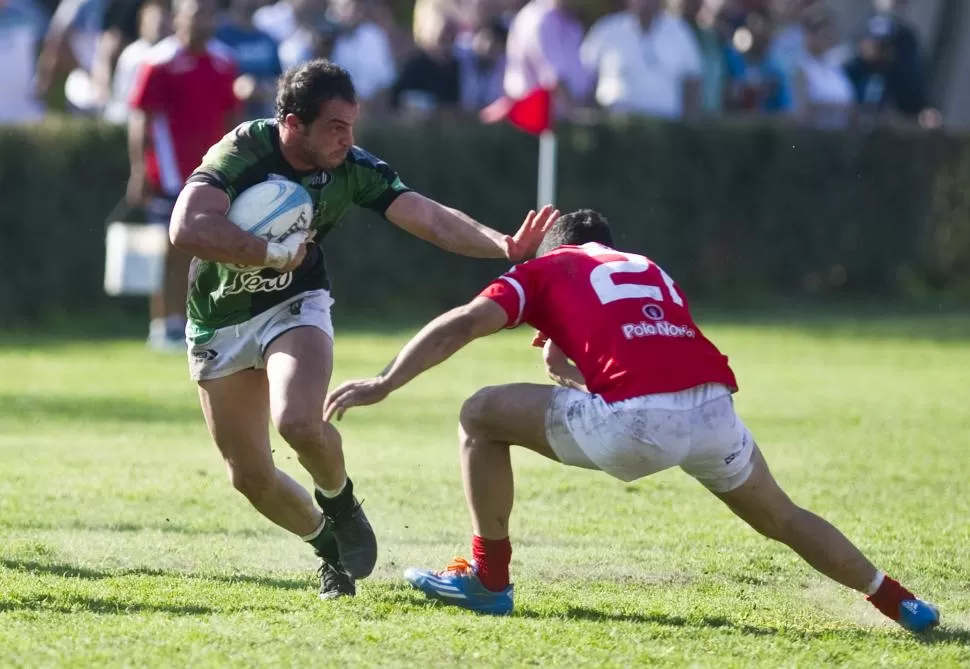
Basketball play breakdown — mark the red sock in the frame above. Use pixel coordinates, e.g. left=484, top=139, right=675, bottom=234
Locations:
left=472, top=535, right=512, bottom=592
left=867, top=575, right=916, bottom=621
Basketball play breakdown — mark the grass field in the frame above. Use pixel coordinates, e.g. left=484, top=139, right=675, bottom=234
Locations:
left=1, top=309, right=969, bottom=668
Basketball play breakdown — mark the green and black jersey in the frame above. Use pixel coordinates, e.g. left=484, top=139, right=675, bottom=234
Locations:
left=184, top=119, right=410, bottom=330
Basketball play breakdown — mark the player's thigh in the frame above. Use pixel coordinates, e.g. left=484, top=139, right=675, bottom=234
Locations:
left=461, top=383, right=561, bottom=462
left=711, top=445, right=799, bottom=539
left=264, top=323, right=334, bottom=428
left=197, top=368, right=273, bottom=475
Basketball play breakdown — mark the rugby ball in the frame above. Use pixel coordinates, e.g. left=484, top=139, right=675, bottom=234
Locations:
left=227, top=180, right=313, bottom=270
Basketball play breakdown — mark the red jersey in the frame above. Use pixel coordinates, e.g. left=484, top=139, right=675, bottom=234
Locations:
left=129, top=37, right=238, bottom=197
left=480, top=243, right=738, bottom=403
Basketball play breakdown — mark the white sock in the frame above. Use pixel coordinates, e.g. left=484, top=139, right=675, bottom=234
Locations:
left=149, top=318, right=167, bottom=336
left=865, top=570, right=886, bottom=596
left=301, top=516, right=327, bottom=542
left=316, top=477, right=347, bottom=499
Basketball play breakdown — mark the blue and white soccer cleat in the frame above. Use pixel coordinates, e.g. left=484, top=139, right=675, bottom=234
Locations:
left=898, top=599, right=940, bottom=632
left=404, top=557, right=514, bottom=615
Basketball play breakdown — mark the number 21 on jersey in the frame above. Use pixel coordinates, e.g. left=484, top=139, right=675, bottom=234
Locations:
left=585, top=244, right=684, bottom=307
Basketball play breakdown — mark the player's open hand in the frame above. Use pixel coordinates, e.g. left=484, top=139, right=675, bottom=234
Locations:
left=324, top=377, right=391, bottom=422
left=503, top=204, right=560, bottom=262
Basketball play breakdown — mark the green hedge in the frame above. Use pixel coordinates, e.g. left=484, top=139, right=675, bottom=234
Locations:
left=2, top=116, right=970, bottom=324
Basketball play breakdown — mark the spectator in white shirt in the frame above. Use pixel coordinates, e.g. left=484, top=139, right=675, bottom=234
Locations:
left=277, top=0, right=333, bottom=72
left=771, top=0, right=851, bottom=80
left=253, top=0, right=299, bottom=43
left=327, top=0, right=395, bottom=104
left=503, top=0, right=592, bottom=113
left=102, top=0, right=168, bottom=123
left=581, top=0, right=702, bottom=119
left=792, top=6, right=854, bottom=129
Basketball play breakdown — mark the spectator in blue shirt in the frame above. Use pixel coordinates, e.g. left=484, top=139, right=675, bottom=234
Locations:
left=0, top=0, right=48, bottom=123
left=216, top=0, right=281, bottom=119
left=723, top=9, right=792, bottom=115
left=843, top=2, right=941, bottom=129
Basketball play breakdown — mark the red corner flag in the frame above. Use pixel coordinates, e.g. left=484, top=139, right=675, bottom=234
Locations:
left=480, top=88, right=553, bottom=135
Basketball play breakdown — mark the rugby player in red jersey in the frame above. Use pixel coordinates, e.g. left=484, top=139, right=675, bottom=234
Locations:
left=324, top=209, right=939, bottom=631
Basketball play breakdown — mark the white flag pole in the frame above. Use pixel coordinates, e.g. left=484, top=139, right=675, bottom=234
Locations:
left=537, top=129, right=557, bottom=209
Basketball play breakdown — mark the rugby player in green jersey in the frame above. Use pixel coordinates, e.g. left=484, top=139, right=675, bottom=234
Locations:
left=169, top=59, right=558, bottom=599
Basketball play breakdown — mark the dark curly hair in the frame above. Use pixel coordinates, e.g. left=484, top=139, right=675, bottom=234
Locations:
left=275, top=59, right=357, bottom=125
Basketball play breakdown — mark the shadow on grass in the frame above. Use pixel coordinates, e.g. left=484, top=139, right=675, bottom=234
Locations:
left=395, top=589, right=777, bottom=634
left=516, top=606, right=777, bottom=636
left=0, top=594, right=216, bottom=616
left=4, top=519, right=275, bottom=539
left=402, top=592, right=970, bottom=645
left=0, top=394, right=198, bottom=425
left=525, top=607, right=970, bottom=645
left=914, top=626, right=970, bottom=647
left=0, top=558, right=310, bottom=592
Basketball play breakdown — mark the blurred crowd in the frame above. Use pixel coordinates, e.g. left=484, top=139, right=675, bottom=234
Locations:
left=0, top=0, right=942, bottom=129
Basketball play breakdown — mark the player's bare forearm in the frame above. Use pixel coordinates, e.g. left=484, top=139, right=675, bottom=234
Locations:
left=386, top=192, right=508, bottom=259
left=550, top=367, right=588, bottom=393
left=544, top=340, right=588, bottom=392
left=432, top=204, right=508, bottom=258
left=381, top=306, right=486, bottom=392
left=324, top=299, right=510, bottom=422
left=380, top=298, right=509, bottom=391
left=169, top=184, right=269, bottom=266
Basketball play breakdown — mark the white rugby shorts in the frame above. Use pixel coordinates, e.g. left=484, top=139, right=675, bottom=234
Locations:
left=545, top=383, right=754, bottom=493
left=186, top=289, right=334, bottom=381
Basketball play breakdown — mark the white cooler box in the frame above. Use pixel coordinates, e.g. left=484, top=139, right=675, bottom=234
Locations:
left=103, top=222, right=170, bottom=296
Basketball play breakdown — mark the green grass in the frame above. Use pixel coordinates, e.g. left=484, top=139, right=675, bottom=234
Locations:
left=1, top=310, right=969, bottom=668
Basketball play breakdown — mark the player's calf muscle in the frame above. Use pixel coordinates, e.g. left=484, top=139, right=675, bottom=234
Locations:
left=228, top=461, right=276, bottom=503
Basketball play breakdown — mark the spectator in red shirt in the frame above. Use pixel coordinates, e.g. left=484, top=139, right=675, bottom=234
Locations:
left=127, top=0, right=238, bottom=351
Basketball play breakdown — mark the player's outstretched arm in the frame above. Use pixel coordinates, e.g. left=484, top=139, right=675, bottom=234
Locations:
left=385, top=193, right=559, bottom=262
left=170, top=183, right=307, bottom=272
left=324, top=297, right=509, bottom=422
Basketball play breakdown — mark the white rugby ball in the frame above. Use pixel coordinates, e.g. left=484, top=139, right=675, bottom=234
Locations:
left=226, top=180, right=313, bottom=270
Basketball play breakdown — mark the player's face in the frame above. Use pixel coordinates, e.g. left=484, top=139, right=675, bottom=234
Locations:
left=303, top=99, right=359, bottom=170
